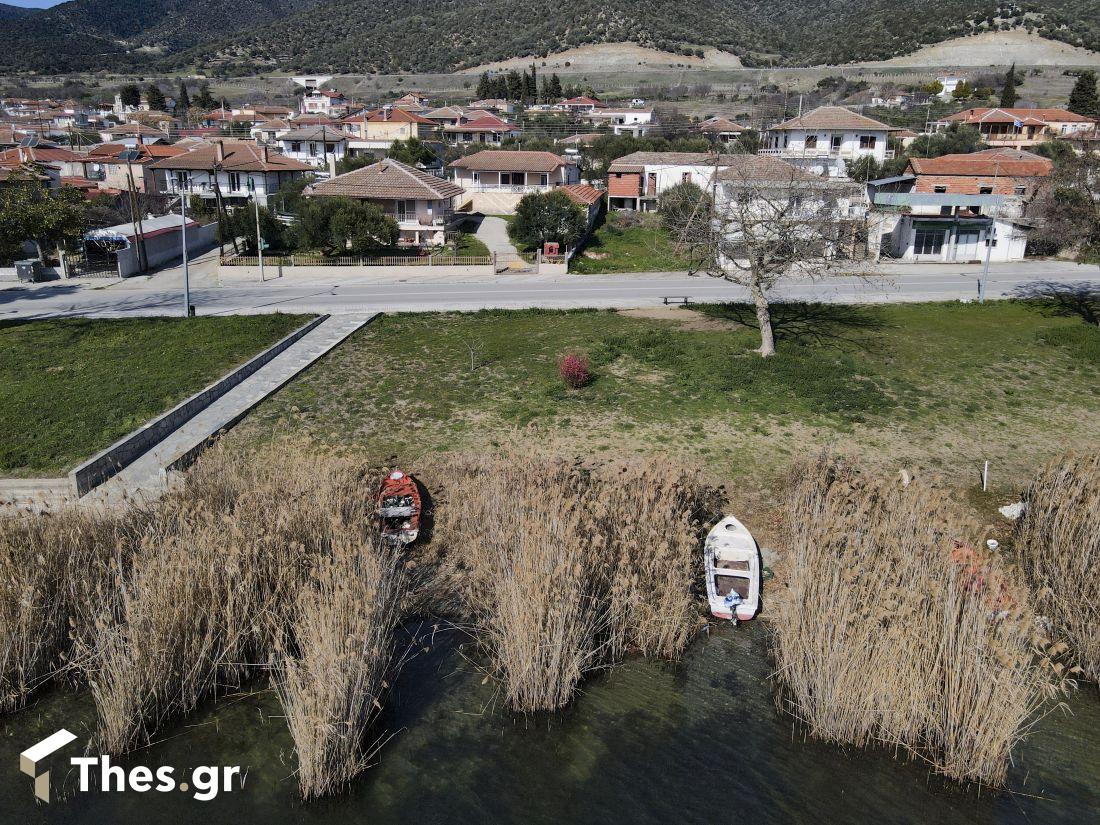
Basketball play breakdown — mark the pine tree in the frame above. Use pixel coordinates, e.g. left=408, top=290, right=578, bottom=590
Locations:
left=195, top=81, right=216, bottom=110
left=1000, top=63, right=1017, bottom=108
left=539, top=76, right=551, bottom=104
left=145, top=83, right=166, bottom=111
left=549, top=73, right=563, bottom=101
left=506, top=70, right=522, bottom=101
left=476, top=71, right=492, bottom=99
left=177, top=80, right=191, bottom=115
left=119, top=83, right=141, bottom=109
left=1068, top=70, right=1099, bottom=117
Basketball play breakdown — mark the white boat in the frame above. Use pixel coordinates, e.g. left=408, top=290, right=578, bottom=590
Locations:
left=705, top=515, right=761, bottom=621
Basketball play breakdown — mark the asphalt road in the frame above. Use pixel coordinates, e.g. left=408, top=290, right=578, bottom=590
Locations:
left=1, top=261, right=1097, bottom=319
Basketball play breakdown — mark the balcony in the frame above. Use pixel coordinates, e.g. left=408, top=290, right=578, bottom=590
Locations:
left=466, top=182, right=554, bottom=194
left=759, top=147, right=894, bottom=160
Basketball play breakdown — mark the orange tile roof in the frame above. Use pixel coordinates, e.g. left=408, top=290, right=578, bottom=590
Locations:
left=450, top=150, right=571, bottom=173
left=942, top=107, right=1096, bottom=125
left=147, top=141, right=313, bottom=172
left=307, top=158, right=464, bottom=200
left=771, top=106, right=891, bottom=132
left=561, top=183, right=604, bottom=206
left=907, top=151, right=1052, bottom=178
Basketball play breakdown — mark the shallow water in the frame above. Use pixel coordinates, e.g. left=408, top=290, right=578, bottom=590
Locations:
left=2, top=623, right=1098, bottom=824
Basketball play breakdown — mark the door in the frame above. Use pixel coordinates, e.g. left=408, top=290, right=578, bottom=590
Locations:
left=955, top=229, right=981, bottom=261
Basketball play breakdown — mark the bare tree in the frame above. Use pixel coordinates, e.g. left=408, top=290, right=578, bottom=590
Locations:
left=670, top=155, right=870, bottom=357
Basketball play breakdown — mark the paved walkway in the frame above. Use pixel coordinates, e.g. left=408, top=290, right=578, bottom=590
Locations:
left=89, top=313, right=375, bottom=504
left=474, top=215, right=518, bottom=257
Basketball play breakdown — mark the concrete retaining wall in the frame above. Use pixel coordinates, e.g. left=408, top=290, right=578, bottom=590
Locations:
left=218, top=262, right=496, bottom=282
left=68, top=314, right=328, bottom=496
left=117, top=222, right=218, bottom=278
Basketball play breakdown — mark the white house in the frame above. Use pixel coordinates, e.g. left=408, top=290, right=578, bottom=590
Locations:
left=278, top=126, right=348, bottom=169
left=583, top=108, right=656, bottom=137
left=448, top=150, right=579, bottom=213
left=606, top=151, right=741, bottom=211
left=936, top=76, right=966, bottom=101
left=761, top=106, right=893, bottom=178
left=147, top=140, right=314, bottom=208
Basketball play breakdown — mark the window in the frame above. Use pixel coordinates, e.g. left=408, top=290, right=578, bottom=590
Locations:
left=934, top=185, right=948, bottom=194
left=647, top=172, right=657, bottom=195
left=1014, top=184, right=1027, bottom=196
left=914, top=228, right=945, bottom=256
left=940, top=206, right=953, bottom=216
left=831, top=134, right=842, bottom=151
left=309, top=143, right=318, bottom=156
left=290, top=141, right=301, bottom=153
left=978, top=185, right=993, bottom=195
left=540, top=173, right=548, bottom=186
left=228, top=172, right=241, bottom=191
left=174, top=170, right=189, bottom=191
left=859, top=135, right=877, bottom=149
left=804, top=135, right=818, bottom=149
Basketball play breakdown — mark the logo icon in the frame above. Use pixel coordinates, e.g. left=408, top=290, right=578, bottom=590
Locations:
left=20, top=729, right=77, bottom=803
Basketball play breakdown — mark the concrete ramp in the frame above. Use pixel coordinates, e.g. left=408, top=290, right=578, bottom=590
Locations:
left=89, top=313, right=375, bottom=505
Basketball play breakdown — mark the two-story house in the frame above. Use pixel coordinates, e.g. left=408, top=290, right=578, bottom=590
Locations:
left=147, top=140, right=314, bottom=208
left=583, top=108, right=656, bottom=137
left=932, top=107, right=1097, bottom=148
left=442, top=115, right=521, bottom=146
left=278, top=126, right=348, bottom=170
left=698, top=117, right=747, bottom=145
left=97, top=123, right=170, bottom=147
left=449, top=150, right=579, bottom=213
left=85, top=143, right=188, bottom=192
left=341, top=108, right=440, bottom=156
left=300, top=87, right=350, bottom=117
left=606, top=152, right=743, bottom=212
left=304, top=158, right=465, bottom=247
left=761, top=106, right=893, bottom=178
left=866, top=148, right=1051, bottom=262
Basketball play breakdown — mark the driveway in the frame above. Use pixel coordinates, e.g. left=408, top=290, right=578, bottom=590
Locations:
left=473, top=215, right=518, bottom=257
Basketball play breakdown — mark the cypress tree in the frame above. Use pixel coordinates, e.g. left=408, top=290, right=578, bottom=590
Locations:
left=1068, top=70, right=1099, bottom=117
left=549, top=73, right=563, bottom=101
left=1000, top=63, right=1017, bottom=107
left=145, top=83, right=166, bottom=112
left=177, top=80, right=191, bottom=115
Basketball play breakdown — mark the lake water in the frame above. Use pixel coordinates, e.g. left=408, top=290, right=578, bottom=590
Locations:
left=2, top=623, right=1097, bottom=824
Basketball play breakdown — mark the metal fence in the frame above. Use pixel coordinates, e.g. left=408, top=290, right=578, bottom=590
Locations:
left=220, top=253, right=493, bottom=267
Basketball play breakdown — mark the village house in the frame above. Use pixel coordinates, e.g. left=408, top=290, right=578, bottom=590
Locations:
left=303, top=158, right=465, bottom=247
left=278, top=126, right=348, bottom=170
left=560, top=183, right=605, bottom=230
left=698, top=117, right=747, bottom=144
left=421, top=106, right=467, bottom=128
left=866, top=148, right=1051, bottom=263
left=300, top=87, right=350, bottom=117
left=559, top=96, right=605, bottom=113
left=469, top=99, right=516, bottom=114
left=761, top=106, right=893, bottom=178
left=442, top=114, right=521, bottom=146
left=582, top=107, right=656, bottom=136
left=557, top=133, right=602, bottom=160
left=0, top=144, right=95, bottom=187
left=147, top=140, right=313, bottom=208
left=341, top=108, right=439, bottom=155
left=98, top=123, right=170, bottom=147
left=713, top=154, right=866, bottom=267
left=449, top=149, right=579, bottom=213
left=606, top=151, right=741, bottom=212
left=932, top=107, right=1097, bottom=148
left=86, top=143, right=190, bottom=193
left=251, top=119, right=292, bottom=145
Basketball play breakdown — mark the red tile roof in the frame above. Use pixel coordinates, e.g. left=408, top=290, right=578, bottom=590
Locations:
left=343, top=107, right=434, bottom=125
left=907, top=150, right=1053, bottom=178
left=443, top=115, right=516, bottom=133
left=306, top=158, right=464, bottom=200
left=450, top=150, right=571, bottom=173
left=942, top=107, right=1096, bottom=125
left=147, top=141, right=313, bottom=172
left=561, top=183, right=604, bottom=206
left=771, top=106, right=892, bottom=132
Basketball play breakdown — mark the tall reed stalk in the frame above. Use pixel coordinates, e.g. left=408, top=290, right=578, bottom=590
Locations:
left=774, top=455, right=1056, bottom=786
left=1015, top=451, right=1100, bottom=682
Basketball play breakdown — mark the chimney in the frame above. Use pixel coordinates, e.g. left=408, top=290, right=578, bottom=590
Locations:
left=214, top=140, right=225, bottom=164
left=261, top=145, right=269, bottom=164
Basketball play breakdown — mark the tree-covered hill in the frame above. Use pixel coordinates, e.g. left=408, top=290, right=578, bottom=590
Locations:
left=1, top=0, right=1098, bottom=74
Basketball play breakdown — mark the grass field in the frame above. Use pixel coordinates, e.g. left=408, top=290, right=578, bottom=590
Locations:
left=570, top=214, right=700, bottom=274
left=0, top=314, right=310, bottom=476
left=232, top=301, right=1100, bottom=505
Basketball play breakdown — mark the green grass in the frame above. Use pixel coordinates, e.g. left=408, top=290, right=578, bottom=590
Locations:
left=454, top=231, right=490, bottom=258
left=234, top=301, right=1100, bottom=486
left=569, top=214, right=700, bottom=274
left=0, top=314, right=311, bottom=476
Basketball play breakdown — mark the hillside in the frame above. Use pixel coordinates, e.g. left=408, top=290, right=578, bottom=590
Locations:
left=0, top=3, right=37, bottom=18
left=1, top=0, right=1099, bottom=74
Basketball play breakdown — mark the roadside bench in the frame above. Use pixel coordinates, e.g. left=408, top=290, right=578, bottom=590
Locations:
left=662, top=296, right=690, bottom=305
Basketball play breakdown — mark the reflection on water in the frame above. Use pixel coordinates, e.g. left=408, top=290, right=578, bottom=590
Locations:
left=1, top=623, right=1097, bottom=824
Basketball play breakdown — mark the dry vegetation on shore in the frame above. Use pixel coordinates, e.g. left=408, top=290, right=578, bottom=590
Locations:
left=1016, top=451, right=1100, bottom=683
left=1, top=441, right=1096, bottom=797
left=774, top=455, right=1067, bottom=786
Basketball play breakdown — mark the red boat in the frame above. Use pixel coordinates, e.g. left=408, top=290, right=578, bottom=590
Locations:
left=377, top=470, right=421, bottom=545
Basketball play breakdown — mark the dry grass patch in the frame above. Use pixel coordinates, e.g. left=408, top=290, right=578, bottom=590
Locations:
left=1016, top=451, right=1100, bottom=682
left=775, top=455, right=1063, bottom=786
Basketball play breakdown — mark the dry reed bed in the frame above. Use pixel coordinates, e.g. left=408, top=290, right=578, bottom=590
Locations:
left=774, top=455, right=1061, bottom=786
left=1015, top=451, right=1100, bottom=682
left=422, top=454, right=716, bottom=712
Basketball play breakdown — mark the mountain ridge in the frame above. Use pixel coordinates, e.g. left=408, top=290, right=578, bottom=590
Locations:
left=1, top=0, right=1099, bottom=74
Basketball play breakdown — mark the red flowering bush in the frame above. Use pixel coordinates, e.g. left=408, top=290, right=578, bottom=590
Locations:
left=558, top=352, right=591, bottom=389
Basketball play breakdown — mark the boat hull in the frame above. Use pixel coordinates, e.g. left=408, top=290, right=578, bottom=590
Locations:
left=704, top=515, right=762, bottom=622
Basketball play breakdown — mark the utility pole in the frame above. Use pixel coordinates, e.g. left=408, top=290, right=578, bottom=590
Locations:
left=978, top=157, right=1001, bottom=303
left=249, top=178, right=265, bottom=281
left=119, top=149, right=148, bottom=273
left=180, top=191, right=191, bottom=316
